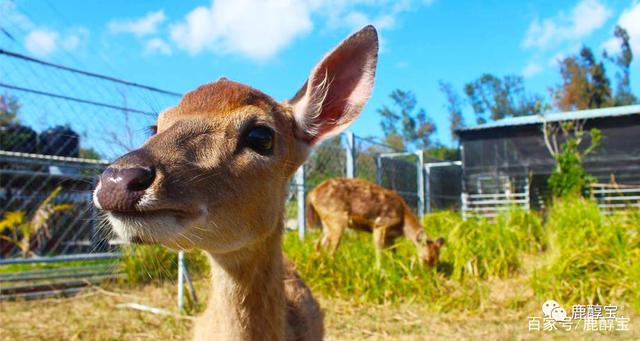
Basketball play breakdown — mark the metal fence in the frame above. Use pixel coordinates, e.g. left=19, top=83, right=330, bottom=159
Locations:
left=590, top=183, right=640, bottom=213
left=0, top=46, right=178, bottom=260
left=0, top=18, right=179, bottom=299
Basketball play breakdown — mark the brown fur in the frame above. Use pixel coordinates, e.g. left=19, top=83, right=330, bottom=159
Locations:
left=307, top=178, right=444, bottom=266
left=94, top=26, right=379, bottom=340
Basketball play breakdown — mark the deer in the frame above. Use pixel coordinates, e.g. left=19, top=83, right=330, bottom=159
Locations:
left=306, top=178, right=445, bottom=268
left=93, top=26, right=378, bottom=340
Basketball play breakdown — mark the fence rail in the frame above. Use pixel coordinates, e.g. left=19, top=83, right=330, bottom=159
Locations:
left=462, top=188, right=530, bottom=219
left=591, top=184, right=640, bottom=213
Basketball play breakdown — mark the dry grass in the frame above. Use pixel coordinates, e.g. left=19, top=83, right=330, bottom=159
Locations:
left=1, top=277, right=638, bottom=341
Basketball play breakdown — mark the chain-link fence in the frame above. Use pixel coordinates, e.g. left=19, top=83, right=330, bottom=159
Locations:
left=0, top=45, right=437, bottom=258
left=0, top=43, right=179, bottom=259
left=425, top=161, right=463, bottom=212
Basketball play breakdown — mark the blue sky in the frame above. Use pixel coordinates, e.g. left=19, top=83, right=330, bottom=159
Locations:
left=1, top=0, right=639, bottom=148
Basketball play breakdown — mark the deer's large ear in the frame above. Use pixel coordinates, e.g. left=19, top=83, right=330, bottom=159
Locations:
left=290, top=25, right=378, bottom=145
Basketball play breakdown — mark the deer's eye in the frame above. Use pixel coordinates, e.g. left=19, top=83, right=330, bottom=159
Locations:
left=244, top=126, right=273, bottom=155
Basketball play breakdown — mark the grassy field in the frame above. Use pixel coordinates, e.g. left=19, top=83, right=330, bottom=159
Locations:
left=1, top=277, right=638, bottom=340
left=2, top=197, right=639, bottom=340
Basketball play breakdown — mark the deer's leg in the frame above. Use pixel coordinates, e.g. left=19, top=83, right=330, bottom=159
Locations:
left=315, top=229, right=330, bottom=252
left=323, top=214, right=348, bottom=256
left=372, top=227, right=387, bottom=270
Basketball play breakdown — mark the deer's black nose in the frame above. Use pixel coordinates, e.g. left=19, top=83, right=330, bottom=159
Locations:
left=96, top=166, right=156, bottom=212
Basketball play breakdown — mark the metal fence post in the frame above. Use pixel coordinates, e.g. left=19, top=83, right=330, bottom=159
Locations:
left=416, top=150, right=425, bottom=218
left=461, top=193, right=468, bottom=221
left=524, top=177, right=531, bottom=211
left=375, top=155, right=382, bottom=185
left=177, top=250, right=185, bottom=311
left=424, top=164, right=431, bottom=214
left=345, top=131, right=355, bottom=178
left=295, top=166, right=306, bottom=240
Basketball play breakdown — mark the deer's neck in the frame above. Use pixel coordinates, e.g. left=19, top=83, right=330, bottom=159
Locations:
left=402, top=206, right=424, bottom=249
left=196, top=229, right=285, bottom=341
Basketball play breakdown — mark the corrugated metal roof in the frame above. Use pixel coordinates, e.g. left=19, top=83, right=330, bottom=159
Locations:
left=457, top=104, right=640, bottom=132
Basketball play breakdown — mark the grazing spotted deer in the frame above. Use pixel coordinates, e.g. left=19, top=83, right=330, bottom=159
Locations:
left=307, top=178, right=444, bottom=267
left=93, top=26, right=379, bottom=340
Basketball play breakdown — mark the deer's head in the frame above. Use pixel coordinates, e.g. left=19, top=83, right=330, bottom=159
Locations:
left=418, top=234, right=445, bottom=266
left=94, top=26, right=378, bottom=254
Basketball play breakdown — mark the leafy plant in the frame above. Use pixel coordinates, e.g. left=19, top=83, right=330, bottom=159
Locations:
left=542, top=118, right=602, bottom=197
left=0, top=187, right=72, bottom=257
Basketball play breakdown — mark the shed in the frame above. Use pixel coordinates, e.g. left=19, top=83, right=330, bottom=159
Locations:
left=456, top=104, right=640, bottom=210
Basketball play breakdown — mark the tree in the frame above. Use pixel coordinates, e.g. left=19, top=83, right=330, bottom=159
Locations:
left=552, top=46, right=612, bottom=110
left=377, top=89, right=436, bottom=150
left=79, top=147, right=102, bottom=160
left=604, top=26, right=637, bottom=106
left=464, top=74, right=545, bottom=124
left=424, top=143, right=459, bottom=161
left=542, top=118, right=601, bottom=197
left=0, top=93, right=20, bottom=125
left=438, top=81, right=464, bottom=141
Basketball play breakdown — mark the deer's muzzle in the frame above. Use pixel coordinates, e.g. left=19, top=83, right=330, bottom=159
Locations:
left=96, top=160, right=156, bottom=212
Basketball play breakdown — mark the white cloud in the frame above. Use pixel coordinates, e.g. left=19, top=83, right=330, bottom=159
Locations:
left=169, top=0, right=312, bottom=60
left=2, top=2, right=88, bottom=57
left=522, top=61, right=543, bottom=78
left=335, top=0, right=413, bottom=31
left=168, top=0, right=426, bottom=60
left=108, top=10, right=166, bottom=37
left=547, top=51, right=567, bottom=67
left=395, top=61, right=409, bottom=68
left=145, top=38, right=172, bottom=55
left=60, top=27, right=89, bottom=50
left=24, top=30, right=59, bottom=56
left=23, top=27, right=88, bottom=57
left=602, top=1, right=640, bottom=56
left=523, top=0, right=611, bottom=49
left=0, top=1, right=34, bottom=31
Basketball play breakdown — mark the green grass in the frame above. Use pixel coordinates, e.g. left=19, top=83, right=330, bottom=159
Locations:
left=120, top=245, right=209, bottom=285
left=424, top=208, right=544, bottom=281
left=0, top=259, right=119, bottom=273
left=283, top=229, right=488, bottom=311
left=531, top=197, right=640, bottom=310
left=72, top=196, right=639, bottom=315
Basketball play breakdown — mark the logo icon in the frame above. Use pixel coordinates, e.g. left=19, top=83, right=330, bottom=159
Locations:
left=542, top=300, right=567, bottom=321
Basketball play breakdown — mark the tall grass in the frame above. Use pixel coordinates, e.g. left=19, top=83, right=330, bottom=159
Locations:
left=283, top=230, right=488, bottom=311
left=531, top=197, right=640, bottom=309
left=424, top=208, right=544, bottom=281
left=115, top=199, right=639, bottom=313
left=120, top=245, right=209, bottom=285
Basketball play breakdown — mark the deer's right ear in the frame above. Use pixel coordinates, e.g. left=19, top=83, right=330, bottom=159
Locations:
left=290, top=25, right=378, bottom=146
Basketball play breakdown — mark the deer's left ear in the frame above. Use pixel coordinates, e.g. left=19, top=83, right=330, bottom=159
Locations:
left=290, top=25, right=379, bottom=146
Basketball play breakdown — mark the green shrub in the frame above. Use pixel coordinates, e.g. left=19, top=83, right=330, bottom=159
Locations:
left=547, top=127, right=601, bottom=197
left=120, top=245, right=209, bottom=285
left=531, top=197, right=640, bottom=309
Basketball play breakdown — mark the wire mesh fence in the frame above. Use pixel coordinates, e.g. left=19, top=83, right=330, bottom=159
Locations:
left=0, top=11, right=455, bottom=261
left=378, top=152, right=421, bottom=213
left=425, top=161, right=462, bottom=212
left=0, top=42, right=180, bottom=258
left=0, top=44, right=425, bottom=259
